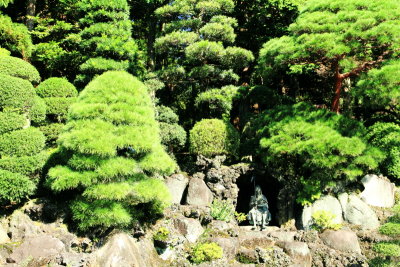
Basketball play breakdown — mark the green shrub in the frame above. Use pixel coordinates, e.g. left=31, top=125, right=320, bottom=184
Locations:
left=159, top=122, right=187, bottom=151
left=39, top=123, right=65, bottom=145
left=29, top=96, right=47, bottom=123
left=0, top=128, right=45, bottom=157
left=195, top=85, right=238, bottom=119
left=156, top=105, right=179, bottom=124
left=311, top=210, right=342, bottom=232
left=210, top=199, right=234, bottom=222
left=0, top=15, right=33, bottom=59
left=47, top=71, right=176, bottom=231
left=0, top=169, right=36, bottom=204
left=153, top=227, right=170, bottom=242
left=0, top=74, right=36, bottom=112
left=0, top=47, right=10, bottom=56
left=0, top=56, right=40, bottom=83
left=44, top=97, right=76, bottom=116
left=35, top=77, right=78, bottom=98
left=189, top=119, right=240, bottom=158
left=0, top=152, right=48, bottom=175
left=373, top=242, right=400, bottom=257
left=235, top=212, right=247, bottom=223
left=0, top=112, right=26, bottom=134
left=191, top=242, right=223, bottom=264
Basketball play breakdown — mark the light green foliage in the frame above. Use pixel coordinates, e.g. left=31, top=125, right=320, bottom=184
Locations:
left=367, top=123, right=400, bottom=180
left=0, top=128, right=45, bottom=157
left=47, top=71, right=176, bottom=230
left=195, top=85, right=238, bottom=119
left=258, top=0, right=400, bottom=112
left=189, top=119, right=240, bottom=158
left=36, top=77, right=78, bottom=98
left=0, top=47, right=10, bottom=56
left=153, top=227, right=170, bottom=242
left=29, top=96, right=47, bottom=123
left=256, top=103, right=383, bottom=205
left=191, top=242, right=223, bottom=264
left=0, top=170, right=36, bottom=204
left=234, top=212, right=247, bottom=223
left=311, top=210, right=342, bottom=231
left=0, top=112, right=26, bottom=134
left=0, top=0, right=14, bottom=7
left=199, top=22, right=236, bottom=44
left=0, top=56, right=40, bottom=84
left=185, top=41, right=225, bottom=64
left=0, top=15, right=33, bottom=59
left=221, top=47, right=254, bottom=71
left=210, top=199, right=234, bottom=222
left=76, top=0, right=141, bottom=86
left=0, top=74, right=36, bottom=112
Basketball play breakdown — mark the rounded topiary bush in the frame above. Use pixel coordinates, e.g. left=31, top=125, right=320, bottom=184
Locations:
left=189, top=119, right=240, bottom=158
left=35, top=77, right=78, bottom=98
left=0, top=127, right=46, bottom=157
left=0, top=112, right=26, bottom=134
left=0, top=74, right=36, bottom=111
left=0, top=170, right=36, bottom=204
left=0, top=56, right=40, bottom=84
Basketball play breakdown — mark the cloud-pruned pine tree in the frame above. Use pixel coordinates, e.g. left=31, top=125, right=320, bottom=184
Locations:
left=47, top=71, right=177, bottom=230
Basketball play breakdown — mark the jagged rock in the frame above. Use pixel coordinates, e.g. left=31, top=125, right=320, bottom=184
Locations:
left=257, top=246, right=293, bottom=266
left=165, top=173, right=189, bottom=204
left=300, top=195, right=343, bottom=230
left=58, top=252, right=91, bottom=266
left=209, top=237, right=239, bottom=260
left=0, top=225, right=9, bottom=244
left=276, top=241, right=311, bottom=267
left=185, top=178, right=213, bottom=206
left=268, top=231, right=296, bottom=242
left=308, top=243, right=368, bottom=267
left=339, top=193, right=380, bottom=230
left=239, top=228, right=275, bottom=249
left=8, top=234, right=65, bottom=264
left=8, top=210, right=42, bottom=241
left=360, top=174, right=396, bottom=208
left=174, top=217, right=204, bottom=243
left=320, top=229, right=361, bottom=254
left=93, top=233, right=160, bottom=267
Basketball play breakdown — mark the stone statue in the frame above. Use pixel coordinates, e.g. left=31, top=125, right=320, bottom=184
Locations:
left=247, top=185, right=271, bottom=230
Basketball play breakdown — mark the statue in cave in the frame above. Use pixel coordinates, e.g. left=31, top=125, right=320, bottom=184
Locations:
left=247, top=185, right=271, bottom=230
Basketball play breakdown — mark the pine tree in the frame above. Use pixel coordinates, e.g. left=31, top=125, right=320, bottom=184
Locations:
left=47, top=71, right=176, bottom=230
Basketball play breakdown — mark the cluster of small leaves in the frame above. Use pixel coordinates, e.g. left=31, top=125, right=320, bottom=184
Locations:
left=210, top=199, right=235, bottom=222
left=156, top=105, right=186, bottom=152
left=311, top=210, right=342, bottom=232
left=190, top=242, right=223, bottom=264
left=0, top=15, right=33, bottom=59
left=153, top=227, right=170, bottom=242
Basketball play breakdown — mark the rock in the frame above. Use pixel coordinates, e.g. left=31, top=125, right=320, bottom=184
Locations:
left=268, top=231, right=296, bottom=242
left=209, top=237, right=239, bottom=260
left=257, top=246, right=293, bottom=266
left=174, top=217, right=204, bottom=243
left=0, top=226, right=9, bottom=244
left=93, top=233, right=160, bottom=267
left=360, top=174, right=395, bottom=208
left=8, top=210, right=42, bottom=241
left=300, top=195, right=343, bottom=230
left=339, top=193, right=380, bottom=230
left=320, top=229, right=361, bottom=254
left=185, top=178, right=213, bottom=206
left=59, top=252, right=91, bottom=267
left=8, top=234, right=65, bottom=264
left=165, top=173, right=189, bottom=204
left=308, top=243, right=368, bottom=267
left=239, top=228, right=275, bottom=249
left=276, top=241, right=311, bottom=267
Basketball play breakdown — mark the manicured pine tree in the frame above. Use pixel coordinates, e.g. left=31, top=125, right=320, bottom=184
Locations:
left=47, top=71, right=177, bottom=230
left=75, top=0, right=142, bottom=87
left=0, top=56, right=46, bottom=205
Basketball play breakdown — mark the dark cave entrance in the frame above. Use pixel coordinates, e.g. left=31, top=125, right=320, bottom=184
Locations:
left=235, top=172, right=282, bottom=227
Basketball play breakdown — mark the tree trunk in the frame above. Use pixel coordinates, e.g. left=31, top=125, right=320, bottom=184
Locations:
left=147, top=15, right=157, bottom=71
left=26, top=0, right=36, bottom=31
left=331, top=62, right=344, bottom=113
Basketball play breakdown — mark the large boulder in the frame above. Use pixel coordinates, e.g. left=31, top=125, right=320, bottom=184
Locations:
left=276, top=241, right=312, bottom=267
left=0, top=225, right=9, bottom=244
left=320, top=229, right=361, bottom=254
left=360, top=174, right=396, bottom=208
left=185, top=178, right=213, bottom=206
left=8, top=234, right=66, bottom=264
left=300, top=195, right=343, bottom=230
left=208, top=237, right=240, bottom=260
left=339, top=193, right=380, bottom=230
left=165, top=173, right=189, bottom=204
left=174, top=217, right=204, bottom=243
left=8, top=211, right=42, bottom=241
left=238, top=228, right=275, bottom=249
left=92, top=233, right=160, bottom=267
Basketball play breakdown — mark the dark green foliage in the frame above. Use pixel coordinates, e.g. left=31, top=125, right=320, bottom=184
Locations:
left=0, top=15, right=33, bottom=59
left=156, top=105, right=186, bottom=152
left=195, top=85, right=238, bottom=119
left=255, top=103, right=383, bottom=205
left=0, top=152, right=48, bottom=176
left=44, top=98, right=76, bottom=116
left=0, top=128, right=46, bottom=157
left=36, top=77, right=78, bottom=98
left=40, top=123, right=65, bottom=145
left=0, top=170, right=36, bottom=204
left=367, top=123, right=400, bottom=180
left=0, top=112, right=26, bottom=134
left=29, top=96, right=47, bottom=123
left=47, top=71, right=176, bottom=230
left=0, top=56, right=40, bottom=83
left=189, top=119, right=240, bottom=158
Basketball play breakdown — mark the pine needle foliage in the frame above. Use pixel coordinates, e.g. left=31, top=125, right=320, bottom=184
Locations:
left=47, top=71, right=176, bottom=231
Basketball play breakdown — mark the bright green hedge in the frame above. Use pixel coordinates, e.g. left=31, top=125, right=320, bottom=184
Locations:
left=30, top=96, right=47, bottom=123
left=39, top=123, right=65, bottom=145
left=189, top=119, right=240, bottom=158
left=0, top=74, right=36, bottom=112
left=0, top=127, right=45, bottom=157
left=0, top=169, right=36, bottom=204
left=0, top=15, right=33, bottom=59
left=35, top=77, right=78, bottom=98
left=0, top=152, right=48, bottom=175
left=0, top=112, right=26, bottom=134
left=44, top=97, right=76, bottom=116
left=0, top=56, right=40, bottom=83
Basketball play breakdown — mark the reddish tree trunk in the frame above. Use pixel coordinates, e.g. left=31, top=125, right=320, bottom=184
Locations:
left=331, top=61, right=345, bottom=113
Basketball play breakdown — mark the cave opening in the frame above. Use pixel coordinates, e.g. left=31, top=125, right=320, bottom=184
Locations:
left=235, top=172, right=282, bottom=227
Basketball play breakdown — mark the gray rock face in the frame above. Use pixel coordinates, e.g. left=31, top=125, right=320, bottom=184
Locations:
left=8, top=234, right=66, bottom=264
left=8, top=211, right=41, bottom=241
left=300, top=195, right=343, bottom=230
left=268, top=231, right=296, bottom=242
left=174, top=217, right=204, bottom=243
left=320, top=229, right=361, bottom=254
left=0, top=225, right=9, bottom=244
left=209, top=237, right=239, bottom=260
left=185, top=178, right=213, bottom=206
left=360, top=174, right=396, bottom=208
left=276, top=241, right=312, bottom=267
left=93, top=233, right=160, bottom=267
left=339, top=193, right=380, bottom=230
left=165, top=173, right=189, bottom=204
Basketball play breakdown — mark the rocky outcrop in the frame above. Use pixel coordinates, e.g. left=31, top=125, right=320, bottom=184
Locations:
left=320, top=229, right=361, bottom=254
left=360, top=174, right=396, bottom=208
left=339, top=193, right=380, bottom=230
left=276, top=241, right=312, bottom=267
left=174, top=216, right=204, bottom=243
left=165, top=173, right=189, bottom=204
left=185, top=178, right=214, bottom=206
left=300, top=195, right=343, bottom=230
